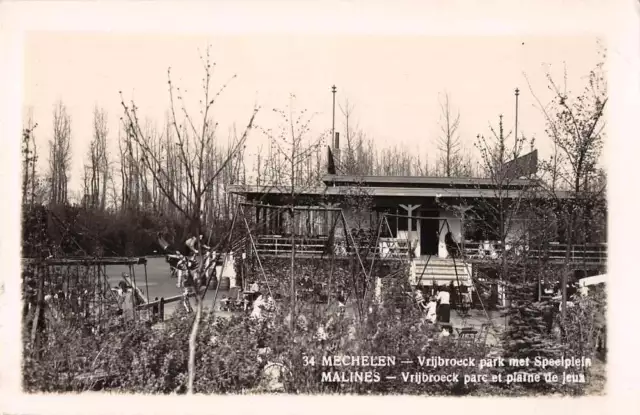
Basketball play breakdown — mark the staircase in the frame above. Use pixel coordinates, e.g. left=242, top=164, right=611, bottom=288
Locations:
left=411, top=256, right=472, bottom=286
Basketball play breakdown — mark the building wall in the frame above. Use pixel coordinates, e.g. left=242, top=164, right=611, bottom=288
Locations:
left=342, top=205, right=374, bottom=232
left=252, top=198, right=531, bottom=257
left=340, top=204, right=466, bottom=259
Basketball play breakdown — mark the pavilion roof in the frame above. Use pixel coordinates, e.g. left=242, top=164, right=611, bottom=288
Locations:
left=228, top=183, right=572, bottom=199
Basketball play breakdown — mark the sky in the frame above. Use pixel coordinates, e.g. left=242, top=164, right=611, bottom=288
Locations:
left=24, top=33, right=604, bottom=197
left=4, top=0, right=640, bottom=409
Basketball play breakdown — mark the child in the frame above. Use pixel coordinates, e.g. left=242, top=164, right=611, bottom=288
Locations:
left=414, top=288, right=426, bottom=311
left=425, top=296, right=437, bottom=324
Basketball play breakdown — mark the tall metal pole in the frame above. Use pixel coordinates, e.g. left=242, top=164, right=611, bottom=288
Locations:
left=514, top=88, right=520, bottom=143
left=331, top=85, right=337, bottom=148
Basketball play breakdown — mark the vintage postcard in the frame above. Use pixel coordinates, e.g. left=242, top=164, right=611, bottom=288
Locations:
left=1, top=1, right=638, bottom=414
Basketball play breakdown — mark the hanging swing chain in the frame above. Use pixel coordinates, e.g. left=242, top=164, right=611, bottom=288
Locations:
left=340, top=210, right=369, bottom=321
left=360, top=215, right=385, bottom=303
left=323, top=212, right=342, bottom=312
left=240, top=204, right=274, bottom=298
left=444, top=220, right=496, bottom=329
left=198, top=213, right=238, bottom=303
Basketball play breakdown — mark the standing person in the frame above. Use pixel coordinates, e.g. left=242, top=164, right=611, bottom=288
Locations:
left=251, top=291, right=266, bottom=320
left=414, top=288, right=427, bottom=311
left=181, top=265, right=197, bottom=313
left=175, top=252, right=189, bottom=288
left=184, top=234, right=210, bottom=257
left=425, top=296, right=438, bottom=324
left=119, top=282, right=135, bottom=324
left=436, top=286, right=451, bottom=323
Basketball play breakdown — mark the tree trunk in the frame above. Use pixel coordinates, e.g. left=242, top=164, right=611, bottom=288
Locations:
left=561, top=210, right=574, bottom=325
left=30, top=265, right=45, bottom=356
left=187, top=292, right=202, bottom=394
left=290, top=208, right=296, bottom=333
left=187, top=208, right=202, bottom=394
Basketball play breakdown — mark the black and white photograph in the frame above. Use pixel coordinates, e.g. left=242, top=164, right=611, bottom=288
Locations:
left=2, top=0, right=639, bottom=412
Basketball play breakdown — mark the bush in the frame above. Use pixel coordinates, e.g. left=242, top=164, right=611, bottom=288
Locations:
left=23, top=261, right=605, bottom=395
left=22, top=203, right=233, bottom=257
left=24, top=312, right=263, bottom=393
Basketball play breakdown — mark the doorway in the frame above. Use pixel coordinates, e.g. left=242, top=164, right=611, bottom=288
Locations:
left=420, top=211, right=440, bottom=256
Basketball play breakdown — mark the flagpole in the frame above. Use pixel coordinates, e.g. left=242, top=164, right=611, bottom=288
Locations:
left=331, top=85, right=337, bottom=149
left=515, top=87, right=519, bottom=143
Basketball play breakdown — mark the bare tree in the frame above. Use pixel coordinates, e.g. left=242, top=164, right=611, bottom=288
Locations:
left=530, top=62, right=606, bottom=195
left=82, top=107, right=110, bottom=209
left=436, top=92, right=463, bottom=177
left=48, top=102, right=72, bottom=206
left=457, top=113, right=536, bottom=309
left=260, top=94, right=327, bottom=331
left=339, top=99, right=368, bottom=175
left=22, top=112, right=39, bottom=206
left=526, top=56, right=607, bottom=322
left=120, top=47, right=258, bottom=394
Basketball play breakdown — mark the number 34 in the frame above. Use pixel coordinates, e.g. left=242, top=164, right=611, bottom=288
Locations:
left=302, top=355, right=316, bottom=366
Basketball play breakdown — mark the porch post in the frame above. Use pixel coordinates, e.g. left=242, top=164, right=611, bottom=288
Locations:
left=400, top=204, right=421, bottom=257
left=255, top=204, right=260, bottom=231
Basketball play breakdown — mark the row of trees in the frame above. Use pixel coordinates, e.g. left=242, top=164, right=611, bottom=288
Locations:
left=22, top=92, right=488, bottom=215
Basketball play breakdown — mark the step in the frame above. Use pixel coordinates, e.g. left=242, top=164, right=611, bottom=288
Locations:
left=415, top=257, right=469, bottom=265
left=411, top=257, right=472, bottom=286
left=415, top=269, right=470, bottom=277
left=414, top=264, right=471, bottom=272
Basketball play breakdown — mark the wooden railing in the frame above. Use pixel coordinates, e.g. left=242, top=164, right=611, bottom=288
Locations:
left=253, top=235, right=411, bottom=258
left=462, top=241, right=607, bottom=265
left=254, top=235, right=330, bottom=256
left=375, top=237, right=411, bottom=258
left=252, top=234, right=607, bottom=265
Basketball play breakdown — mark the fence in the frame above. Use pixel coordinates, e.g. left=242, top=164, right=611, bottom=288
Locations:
left=252, top=234, right=411, bottom=258
left=250, top=234, right=607, bottom=265
left=462, top=241, right=607, bottom=265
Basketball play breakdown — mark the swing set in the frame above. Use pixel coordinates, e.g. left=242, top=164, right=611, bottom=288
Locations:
left=22, top=256, right=150, bottom=331
left=366, top=211, right=497, bottom=333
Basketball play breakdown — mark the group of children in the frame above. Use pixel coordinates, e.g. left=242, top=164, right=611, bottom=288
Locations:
left=165, top=234, right=220, bottom=312
left=414, top=286, right=452, bottom=324
left=177, top=234, right=214, bottom=286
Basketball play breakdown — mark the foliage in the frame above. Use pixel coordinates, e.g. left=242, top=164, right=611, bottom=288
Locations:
left=249, top=257, right=406, bottom=303
left=563, top=285, right=606, bottom=364
left=23, top=310, right=262, bottom=394
left=22, top=263, right=604, bottom=396
left=500, top=283, right=565, bottom=391
left=21, top=203, right=196, bottom=257
left=496, top=269, right=606, bottom=395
